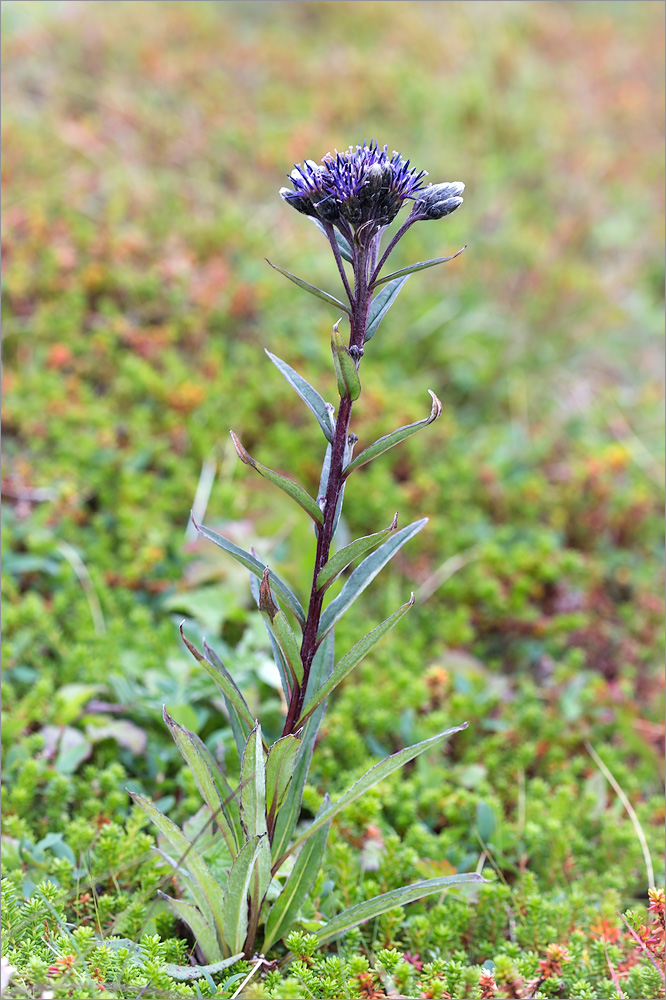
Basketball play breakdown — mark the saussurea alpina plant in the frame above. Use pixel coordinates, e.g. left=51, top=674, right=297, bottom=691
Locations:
left=131, top=141, right=484, bottom=975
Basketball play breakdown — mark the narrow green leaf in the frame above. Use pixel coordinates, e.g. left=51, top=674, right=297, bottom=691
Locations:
left=103, top=939, right=244, bottom=980
left=262, top=609, right=304, bottom=688
left=266, top=259, right=351, bottom=315
left=365, top=275, right=410, bottom=343
left=231, top=432, right=324, bottom=526
left=130, top=792, right=226, bottom=949
left=270, top=632, right=334, bottom=867
left=186, top=728, right=243, bottom=852
left=312, top=873, right=486, bottom=947
left=309, top=218, right=353, bottom=262
left=239, top=720, right=272, bottom=920
left=344, top=391, right=442, bottom=477
left=371, top=246, right=466, bottom=287
left=163, top=708, right=239, bottom=857
left=223, top=835, right=265, bottom=955
left=263, top=795, right=331, bottom=952
left=164, top=954, right=245, bottom=981
left=265, top=735, right=301, bottom=821
left=316, top=515, right=398, bottom=593
left=265, top=350, right=335, bottom=443
left=161, top=896, right=222, bottom=963
left=276, top=722, right=468, bottom=869
left=205, top=640, right=254, bottom=758
left=180, top=628, right=255, bottom=753
left=249, top=571, right=292, bottom=702
left=331, top=322, right=361, bottom=401
left=193, top=518, right=305, bottom=626
left=240, top=724, right=267, bottom=842
left=317, top=519, right=428, bottom=640
left=298, top=595, right=414, bottom=726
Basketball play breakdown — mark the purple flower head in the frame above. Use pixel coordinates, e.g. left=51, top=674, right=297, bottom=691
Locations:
left=280, top=141, right=428, bottom=232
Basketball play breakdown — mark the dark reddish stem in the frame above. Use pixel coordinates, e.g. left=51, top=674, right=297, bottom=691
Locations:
left=281, top=238, right=373, bottom=737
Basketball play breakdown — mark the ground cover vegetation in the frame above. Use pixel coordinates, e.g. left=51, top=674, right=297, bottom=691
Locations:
left=1, top=2, right=664, bottom=998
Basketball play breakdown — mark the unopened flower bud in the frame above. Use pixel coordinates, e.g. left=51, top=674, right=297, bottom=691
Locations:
left=414, top=181, right=465, bottom=220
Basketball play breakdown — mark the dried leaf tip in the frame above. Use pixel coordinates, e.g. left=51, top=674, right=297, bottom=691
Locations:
left=259, top=566, right=278, bottom=619
left=427, top=390, right=443, bottom=422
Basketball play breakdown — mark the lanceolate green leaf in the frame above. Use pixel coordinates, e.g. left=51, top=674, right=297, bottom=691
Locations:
left=317, top=519, right=428, bottom=640
left=164, top=955, right=245, bottom=982
left=180, top=628, right=256, bottom=752
left=160, top=896, right=222, bottom=963
left=297, top=595, right=414, bottom=726
left=365, top=275, right=410, bottom=343
left=265, top=350, right=334, bottom=443
left=312, top=873, right=486, bottom=947
left=223, top=835, right=266, bottom=956
left=240, top=724, right=272, bottom=923
left=274, top=722, right=468, bottom=870
left=263, top=795, right=332, bottom=952
left=262, top=609, right=304, bottom=688
left=316, top=515, right=398, bottom=592
left=344, top=391, right=442, bottom=477
left=250, top=571, right=293, bottom=702
left=231, top=432, right=324, bottom=527
left=129, top=792, right=225, bottom=949
left=240, top=724, right=267, bottom=841
left=193, top=519, right=305, bottom=626
left=370, top=246, right=466, bottom=287
left=103, top=940, right=244, bottom=982
left=163, top=708, right=239, bottom=857
left=265, top=735, right=301, bottom=822
left=187, top=728, right=243, bottom=851
left=270, top=632, right=334, bottom=867
left=309, top=218, right=353, bottom=262
left=266, top=259, right=351, bottom=315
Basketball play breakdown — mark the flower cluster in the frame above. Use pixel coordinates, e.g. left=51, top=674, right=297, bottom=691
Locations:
left=280, top=140, right=463, bottom=234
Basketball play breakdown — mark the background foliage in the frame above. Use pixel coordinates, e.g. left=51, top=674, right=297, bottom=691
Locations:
left=2, top=1, right=664, bottom=997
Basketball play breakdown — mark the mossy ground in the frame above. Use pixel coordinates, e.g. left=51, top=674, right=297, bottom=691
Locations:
left=1, top=2, right=664, bottom=998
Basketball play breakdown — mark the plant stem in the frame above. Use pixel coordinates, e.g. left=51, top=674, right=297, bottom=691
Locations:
left=281, top=241, right=372, bottom=737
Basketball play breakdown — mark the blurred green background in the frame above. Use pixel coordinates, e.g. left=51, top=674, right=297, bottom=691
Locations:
left=2, top=0, right=664, bottom=903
